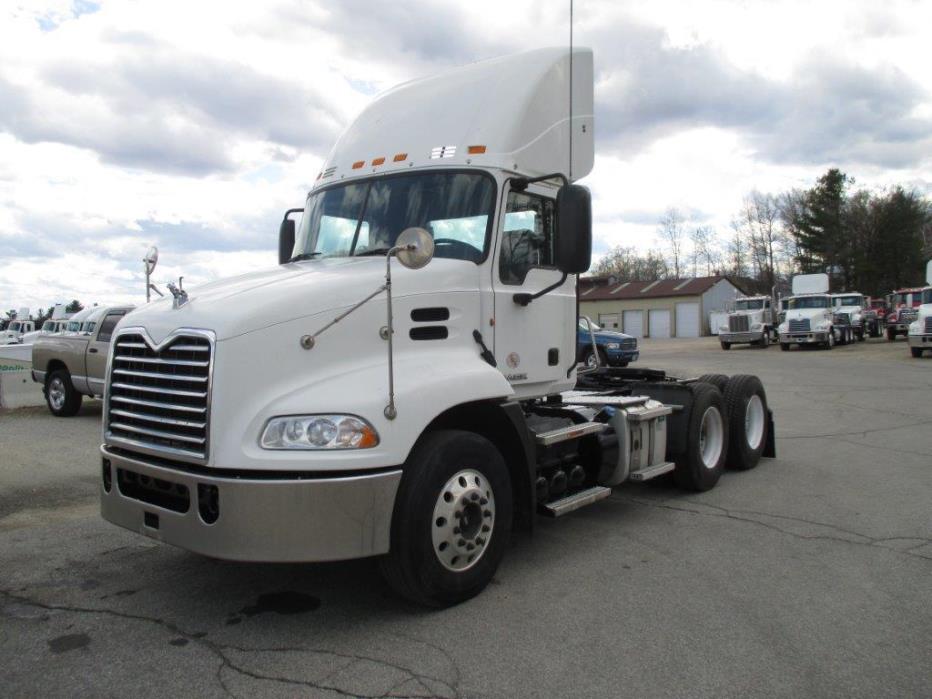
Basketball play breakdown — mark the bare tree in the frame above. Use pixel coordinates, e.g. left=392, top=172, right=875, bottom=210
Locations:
left=726, top=223, right=748, bottom=279
left=593, top=246, right=669, bottom=281
left=735, top=191, right=789, bottom=292
left=657, top=208, right=686, bottom=278
left=690, top=226, right=720, bottom=276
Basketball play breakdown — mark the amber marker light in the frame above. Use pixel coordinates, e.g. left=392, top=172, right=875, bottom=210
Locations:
left=467, top=145, right=487, bottom=154
left=393, top=153, right=408, bottom=162
left=352, top=161, right=365, bottom=169
left=372, top=157, right=385, bottom=166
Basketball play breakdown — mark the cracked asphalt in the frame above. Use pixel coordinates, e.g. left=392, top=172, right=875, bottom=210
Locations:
left=1, top=336, right=930, bottom=698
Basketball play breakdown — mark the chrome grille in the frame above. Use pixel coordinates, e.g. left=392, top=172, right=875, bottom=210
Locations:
left=620, top=338, right=637, bottom=349
left=900, top=309, right=918, bottom=323
left=925, top=317, right=932, bottom=334
left=788, top=319, right=810, bottom=332
left=729, top=315, right=749, bottom=332
left=106, top=331, right=212, bottom=462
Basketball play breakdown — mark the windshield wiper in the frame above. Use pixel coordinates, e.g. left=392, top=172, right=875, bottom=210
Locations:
left=288, top=252, right=324, bottom=262
left=354, top=248, right=391, bottom=257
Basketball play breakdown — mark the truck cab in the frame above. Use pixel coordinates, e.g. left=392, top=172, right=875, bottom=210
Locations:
left=778, top=274, right=845, bottom=350
left=831, top=292, right=869, bottom=341
left=906, top=262, right=932, bottom=357
left=719, top=296, right=774, bottom=349
left=0, top=319, right=36, bottom=345
left=97, top=48, right=774, bottom=606
left=886, top=288, right=922, bottom=341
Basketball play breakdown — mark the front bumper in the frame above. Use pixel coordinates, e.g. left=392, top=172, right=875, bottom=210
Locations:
left=605, top=349, right=639, bottom=365
left=907, top=334, right=932, bottom=349
left=100, top=446, right=401, bottom=562
left=720, top=331, right=764, bottom=344
left=779, top=331, right=829, bottom=344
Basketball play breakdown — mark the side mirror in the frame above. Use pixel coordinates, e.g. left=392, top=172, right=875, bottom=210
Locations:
left=278, top=208, right=302, bottom=265
left=395, top=227, right=434, bottom=270
left=555, top=184, right=592, bottom=274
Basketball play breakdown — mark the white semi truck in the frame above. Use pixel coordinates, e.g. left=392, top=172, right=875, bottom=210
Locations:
left=907, top=262, right=932, bottom=358
left=99, top=48, right=775, bottom=606
left=778, top=273, right=853, bottom=350
left=718, top=296, right=776, bottom=349
left=831, top=293, right=869, bottom=342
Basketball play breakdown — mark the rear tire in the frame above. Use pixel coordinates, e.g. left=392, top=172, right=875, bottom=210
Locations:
left=697, top=374, right=728, bottom=394
left=760, top=332, right=770, bottom=348
left=780, top=343, right=789, bottom=351
left=674, top=383, right=727, bottom=492
left=379, top=430, right=512, bottom=607
left=723, top=375, right=768, bottom=471
left=911, top=347, right=923, bottom=358
left=44, top=369, right=82, bottom=417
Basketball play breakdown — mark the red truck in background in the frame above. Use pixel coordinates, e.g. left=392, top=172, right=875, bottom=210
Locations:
left=886, top=288, right=922, bottom=341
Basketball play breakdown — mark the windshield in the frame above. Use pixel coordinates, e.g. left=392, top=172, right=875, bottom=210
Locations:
left=735, top=299, right=764, bottom=311
left=9, top=322, right=20, bottom=332
left=578, top=319, right=602, bottom=331
left=788, top=296, right=829, bottom=309
left=293, top=172, right=495, bottom=263
left=922, top=289, right=932, bottom=304
left=834, top=295, right=862, bottom=307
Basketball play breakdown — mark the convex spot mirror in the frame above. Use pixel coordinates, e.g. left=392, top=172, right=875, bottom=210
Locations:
left=555, top=184, right=592, bottom=275
left=144, top=246, right=159, bottom=274
left=395, top=227, right=435, bottom=270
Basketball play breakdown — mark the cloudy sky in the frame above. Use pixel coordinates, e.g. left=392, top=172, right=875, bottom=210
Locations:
left=2, top=0, right=930, bottom=313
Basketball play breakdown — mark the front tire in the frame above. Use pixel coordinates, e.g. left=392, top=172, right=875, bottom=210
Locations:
left=380, top=430, right=512, bottom=607
left=582, top=347, right=606, bottom=370
left=44, top=369, right=82, bottom=417
left=720, top=340, right=731, bottom=350
left=886, top=327, right=896, bottom=342
left=911, top=347, right=923, bottom=358
left=824, top=329, right=834, bottom=350
left=674, top=383, right=728, bottom=492
left=780, top=343, right=789, bottom=351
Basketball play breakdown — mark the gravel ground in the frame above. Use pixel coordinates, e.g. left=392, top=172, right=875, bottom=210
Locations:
left=1, top=336, right=930, bottom=698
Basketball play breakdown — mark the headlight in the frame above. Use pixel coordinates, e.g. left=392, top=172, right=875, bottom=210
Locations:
left=909, top=321, right=920, bottom=334
left=814, top=322, right=830, bottom=331
left=605, top=342, right=620, bottom=350
left=260, top=414, right=379, bottom=450
left=778, top=323, right=787, bottom=333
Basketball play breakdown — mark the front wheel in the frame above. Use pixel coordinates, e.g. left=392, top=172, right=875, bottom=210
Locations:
left=674, top=383, right=728, bottom=492
left=911, top=347, right=923, bottom=358
left=780, top=343, right=789, bottom=351
left=824, top=329, right=834, bottom=350
left=760, top=332, right=770, bottom=348
left=45, top=369, right=82, bottom=417
left=720, top=341, right=731, bottom=350
left=380, top=430, right=512, bottom=607
left=886, top=327, right=896, bottom=342
left=582, top=347, right=605, bottom=369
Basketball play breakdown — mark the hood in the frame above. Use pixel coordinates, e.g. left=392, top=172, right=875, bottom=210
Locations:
left=591, top=329, right=634, bottom=343
left=784, top=308, right=831, bottom=323
left=123, top=256, right=480, bottom=343
left=835, top=305, right=862, bottom=314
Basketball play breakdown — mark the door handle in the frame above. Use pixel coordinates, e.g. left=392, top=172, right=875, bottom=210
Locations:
left=89, top=348, right=98, bottom=353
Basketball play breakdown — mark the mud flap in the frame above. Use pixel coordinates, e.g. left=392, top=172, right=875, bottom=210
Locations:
left=764, top=408, right=776, bottom=458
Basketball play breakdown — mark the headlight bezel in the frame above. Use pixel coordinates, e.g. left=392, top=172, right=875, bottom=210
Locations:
left=260, top=414, right=380, bottom=450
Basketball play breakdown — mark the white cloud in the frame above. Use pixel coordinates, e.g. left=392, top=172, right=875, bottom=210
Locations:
left=1, top=0, right=930, bottom=312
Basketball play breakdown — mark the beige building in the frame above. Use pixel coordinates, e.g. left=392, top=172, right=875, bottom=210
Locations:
left=579, top=275, right=745, bottom=338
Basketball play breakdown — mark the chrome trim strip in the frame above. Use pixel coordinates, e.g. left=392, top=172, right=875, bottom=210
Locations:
left=112, top=368, right=207, bottom=383
left=104, top=326, right=215, bottom=466
left=108, top=421, right=207, bottom=444
left=110, top=394, right=206, bottom=413
left=104, top=433, right=208, bottom=462
left=110, top=382, right=207, bottom=398
left=113, top=355, right=210, bottom=368
left=110, top=408, right=207, bottom=429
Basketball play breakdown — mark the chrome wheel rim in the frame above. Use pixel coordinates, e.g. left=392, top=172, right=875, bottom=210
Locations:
left=432, top=469, right=495, bottom=572
left=586, top=352, right=598, bottom=369
left=698, top=407, right=724, bottom=469
left=745, top=394, right=765, bottom=450
left=48, top=377, right=65, bottom=410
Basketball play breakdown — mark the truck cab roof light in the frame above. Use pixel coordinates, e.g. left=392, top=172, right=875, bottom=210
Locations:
left=467, top=145, right=486, bottom=154
left=372, top=157, right=385, bottom=166
left=352, top=161, right=365, bottom=169
left=393, top=153, right=407, bottom=162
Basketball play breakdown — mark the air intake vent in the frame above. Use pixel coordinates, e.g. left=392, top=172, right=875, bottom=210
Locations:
left=925, top=317, right=932, bottom=334
left=411, top=307, right=450, bottom=322
left=410, top=326, right=448, bottom=341
left=106, top=331, right=212, bottom=463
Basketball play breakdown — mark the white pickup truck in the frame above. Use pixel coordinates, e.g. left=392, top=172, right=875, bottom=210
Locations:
left=907, top=262, right=932, bottom=358
left=97, top=48, right=775, bottom=606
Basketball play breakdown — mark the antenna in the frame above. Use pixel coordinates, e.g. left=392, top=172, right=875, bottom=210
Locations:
left=569, top=0, right=574, bottom=181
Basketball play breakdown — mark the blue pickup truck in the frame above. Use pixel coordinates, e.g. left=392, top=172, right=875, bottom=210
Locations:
left=577, top=317, right=639, bottom=368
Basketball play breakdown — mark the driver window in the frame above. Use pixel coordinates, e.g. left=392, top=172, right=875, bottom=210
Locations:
left=500, top=191, right=555, bottom=285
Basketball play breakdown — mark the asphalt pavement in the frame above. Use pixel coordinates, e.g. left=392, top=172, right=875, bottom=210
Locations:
left=1, top=336, right=930, bottom=698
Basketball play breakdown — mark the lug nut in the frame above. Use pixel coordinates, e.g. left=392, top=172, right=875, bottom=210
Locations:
left=480, top=498, right=488, bottom=505
left=466, top=543, right=475, bottom=551
left=483, top=510, right=492, bottom=518
left=454, top=510, right=462, bottom=519
left=476, top=537, right=485, bottom=545
left=471, top=493, right=479, bottom=501
left=458, top=539, right=466, bottom=547
left=481, top=525, right=490, bottom=533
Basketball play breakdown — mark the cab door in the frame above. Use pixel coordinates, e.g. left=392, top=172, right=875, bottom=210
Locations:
left=86, top=311, right=126, bottom=396
left=491, top=182, right=576, bottom=399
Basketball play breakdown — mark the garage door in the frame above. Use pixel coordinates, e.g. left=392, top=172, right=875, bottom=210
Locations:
left=623, top=310, right=643, bottom=338
left=598, top=313, right=620, bottom=330
left=675, top=302, right=700, bottom=337
left=648, top=309, right=670, bottom=338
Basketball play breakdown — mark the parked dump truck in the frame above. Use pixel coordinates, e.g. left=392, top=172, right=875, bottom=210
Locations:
left=32, top=306, right=135, bottom=415
left=718, top=295, right=775, bottom=349
left=778, top=274, right=852, bottom=350
left=97, top=48, right=774, bottom=607
left=907, top=262, right=932, bottom=358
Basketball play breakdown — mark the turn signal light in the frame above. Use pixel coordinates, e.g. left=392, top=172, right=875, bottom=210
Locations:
left=467, top=145, right=487, bottom=154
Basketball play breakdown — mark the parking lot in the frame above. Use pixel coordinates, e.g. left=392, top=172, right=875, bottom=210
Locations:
left=1, top=336, right=930, bottom=698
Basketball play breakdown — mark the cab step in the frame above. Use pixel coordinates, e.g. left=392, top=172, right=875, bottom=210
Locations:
left=541, top=486, right=612, bottom=517
left=628, top=461, right=676, bottom=482
left=534, top=422, right=606, bottom=446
